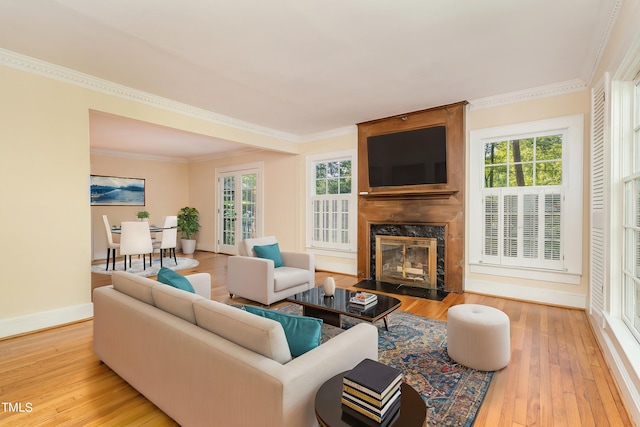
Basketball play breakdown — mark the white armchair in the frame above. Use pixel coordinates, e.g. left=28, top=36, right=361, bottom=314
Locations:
left=227, top=236, right=315, bottom=305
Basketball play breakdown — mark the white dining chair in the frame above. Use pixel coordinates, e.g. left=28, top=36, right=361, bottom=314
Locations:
left=153, top=215, right=178, bottom=243
left=102, top=215, right=120, bottom=271
left=163, top=215, right=178, bottom=228
left=120, top=221, right=153, bottom=271
left=153, top=227, right=178, bottom=267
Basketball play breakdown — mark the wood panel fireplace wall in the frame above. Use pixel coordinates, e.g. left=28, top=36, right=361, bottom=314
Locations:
left=357, top=102, right=466, bottom=293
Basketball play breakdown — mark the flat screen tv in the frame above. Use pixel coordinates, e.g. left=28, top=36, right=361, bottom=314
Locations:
left=367, top=126, right=447, bottom=187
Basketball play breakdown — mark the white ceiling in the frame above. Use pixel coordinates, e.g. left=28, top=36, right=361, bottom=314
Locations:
left=0, top=0, right=618, bottom=160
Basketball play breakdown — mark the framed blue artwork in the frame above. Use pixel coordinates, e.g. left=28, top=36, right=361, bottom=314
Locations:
left=90, top=175, right=145, bottom=206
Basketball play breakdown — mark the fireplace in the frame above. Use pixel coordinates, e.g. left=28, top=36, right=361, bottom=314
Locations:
left=376, top=236, right=437, bottom=288
left=357, top=102, right=465, bottom=294
left=369, top=223, right=446, bottom=291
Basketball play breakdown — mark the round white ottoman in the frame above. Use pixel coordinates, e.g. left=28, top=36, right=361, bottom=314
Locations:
left=446, top=304, right=510, bottom=371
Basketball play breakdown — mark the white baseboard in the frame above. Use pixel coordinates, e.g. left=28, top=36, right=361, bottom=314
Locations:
left=464, top=278, right=586, bottom=309
left=591, top=315, right=640, bottom=426
left=0, top=303, right=94, bottom=339
left=314, top=259, right=357, bottom=276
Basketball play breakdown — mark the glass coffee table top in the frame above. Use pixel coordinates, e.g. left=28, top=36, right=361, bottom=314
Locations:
left=286, top=287, right=401, bottom=330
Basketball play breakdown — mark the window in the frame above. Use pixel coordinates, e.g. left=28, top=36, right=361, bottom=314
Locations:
left=469, top=116, right=583, bottom=282
left=307, top=151, right=357, bottom=252
left=481, top=135, right=564, bottom=270
left=621, top=78, right=640, bottom=341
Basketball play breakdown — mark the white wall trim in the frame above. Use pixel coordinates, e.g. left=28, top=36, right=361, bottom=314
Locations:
left=465, top=278, right=586, bottom=309
left=469, top=79, right=587, bottom=110
left=0, top=303, right=94, bottom=339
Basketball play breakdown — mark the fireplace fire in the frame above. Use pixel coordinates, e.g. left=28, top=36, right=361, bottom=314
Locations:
left=375, top=235, right=437, bottom=289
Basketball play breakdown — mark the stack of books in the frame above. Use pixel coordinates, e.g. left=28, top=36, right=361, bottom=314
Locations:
left=349, top=292, right=378, bottom=311
left=341, top=358, right=403, bottom=425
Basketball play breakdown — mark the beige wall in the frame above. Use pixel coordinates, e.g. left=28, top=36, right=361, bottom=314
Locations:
left=0, top=61, right=297, bottom=337
left=188, top=150, right=300, bottom=253
left=0, top=66, right=92, bottom=328
left=465, top=91, right=591, bottom=307
left=90, top=153, right=190, bottom=260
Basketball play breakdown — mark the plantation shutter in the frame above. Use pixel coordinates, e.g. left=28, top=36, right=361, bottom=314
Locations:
left=590, top=73, right=609, bottom=327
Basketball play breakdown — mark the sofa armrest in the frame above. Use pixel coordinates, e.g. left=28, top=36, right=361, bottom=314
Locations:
left=278, top=322, right=379, bottom=427
left=185, top=273, right=211, bottom=299
left=227, top=256, right=275, bottom=302
left=280, top=251, right=314, bottom=272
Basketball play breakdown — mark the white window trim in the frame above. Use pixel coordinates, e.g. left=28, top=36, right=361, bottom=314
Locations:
left=468, top=115, right=583, bottom=284
left=306, top=149, right=358, bottom=253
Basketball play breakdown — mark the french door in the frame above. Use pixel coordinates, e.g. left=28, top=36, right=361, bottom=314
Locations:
left=216, top=163, right=263, bottom=254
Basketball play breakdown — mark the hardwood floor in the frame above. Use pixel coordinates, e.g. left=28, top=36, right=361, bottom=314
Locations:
left=1, top=251, right=633, bottom=426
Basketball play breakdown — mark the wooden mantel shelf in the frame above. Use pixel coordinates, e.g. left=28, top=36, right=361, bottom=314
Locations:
left=359, top=189, right=458, bottom=200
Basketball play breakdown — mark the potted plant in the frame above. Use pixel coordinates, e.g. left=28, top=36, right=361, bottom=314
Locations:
left=137, top=211, right=150, bottom=221
left=177, top=206, right=200, bottom=254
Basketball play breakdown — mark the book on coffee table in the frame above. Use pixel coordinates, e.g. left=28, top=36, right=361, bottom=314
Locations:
left=350, top=292, right=378, bottom=305
left=341, top=394, right=401, bottom=424
left=342, top=358, right=403, bottom=400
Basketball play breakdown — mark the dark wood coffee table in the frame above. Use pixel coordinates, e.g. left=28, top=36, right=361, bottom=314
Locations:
left=286, top=287, right=401, bottom=330
left=315, top=371, right=427, bottom=427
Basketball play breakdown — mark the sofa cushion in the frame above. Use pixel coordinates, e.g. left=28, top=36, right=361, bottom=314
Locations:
left=157, top=267, right=195, bottom=293
left=111, top=271, right=156, bottom=305
left=273, top=267, right=312, bottom=292
left=152, top=284, right=203, bottom=324
left=253, top=243, right=284, bottom=268
left=244, top=305, right=322, bottom=357
left=240, top=236, right=278, bottom=257
left=193, top=300, right=292, bottom=364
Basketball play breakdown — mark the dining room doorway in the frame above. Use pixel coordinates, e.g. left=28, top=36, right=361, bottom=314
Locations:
left=216, top=162, right=263, bottom=255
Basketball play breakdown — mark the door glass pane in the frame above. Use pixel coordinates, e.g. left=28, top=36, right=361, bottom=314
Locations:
left=241, top=173, right=257, bottom=240
left=222, top=176, right=235, bottom=245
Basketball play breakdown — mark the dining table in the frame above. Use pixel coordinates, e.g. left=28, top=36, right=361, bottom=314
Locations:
left=110, top=225, right=176, bottom=234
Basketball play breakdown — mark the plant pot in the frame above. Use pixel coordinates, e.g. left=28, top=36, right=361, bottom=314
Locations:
left=181, top=239, right=196, bottom=255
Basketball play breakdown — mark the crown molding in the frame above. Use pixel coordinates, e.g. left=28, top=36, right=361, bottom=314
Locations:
left=468, top=79, right=587, bottom=110
left=582, top=0, right=623, bottom=86
left=298, top=125, right=357, bottom=143
left=90, top=148, right=188, bottom=163
left=0, top=48, right=301, bottom=143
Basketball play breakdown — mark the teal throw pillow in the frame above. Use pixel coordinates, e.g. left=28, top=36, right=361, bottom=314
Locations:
left=244, top=305, right=322, bottom=357
left=157, top=267, right=195, bottom=293
left=253, top=243, right=284, bottom=268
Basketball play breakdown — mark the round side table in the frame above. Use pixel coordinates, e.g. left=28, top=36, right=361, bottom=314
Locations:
left=315, top=371, right=427, bottom=427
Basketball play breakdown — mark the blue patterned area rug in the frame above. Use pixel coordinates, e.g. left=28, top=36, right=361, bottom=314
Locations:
left=277, top=304, right=493, bottom=427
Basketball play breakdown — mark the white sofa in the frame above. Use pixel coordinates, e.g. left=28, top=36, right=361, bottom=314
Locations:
left=227, top=236, right=315, bottom=305
left=93, top=271, right=378, bottom=427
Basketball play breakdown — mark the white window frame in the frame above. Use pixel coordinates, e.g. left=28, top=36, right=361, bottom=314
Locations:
left=468, top=115, right=583, bottom=284
left=619, top=77, right=640, bottom=342
left=306, top=150, right=357, bottom=254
